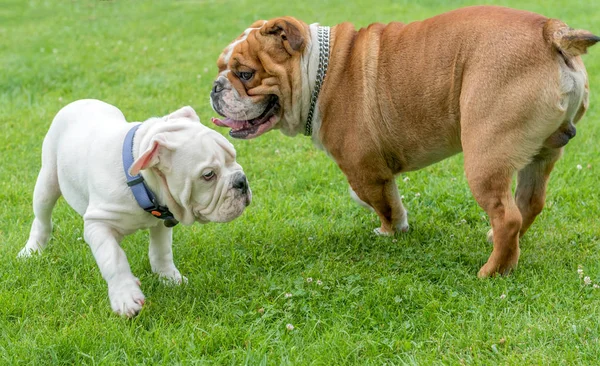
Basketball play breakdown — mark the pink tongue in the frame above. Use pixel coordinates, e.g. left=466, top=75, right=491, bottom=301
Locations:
left=211, top=117, right=249, bottom=129
left=211, top=117, right=228, bottom=127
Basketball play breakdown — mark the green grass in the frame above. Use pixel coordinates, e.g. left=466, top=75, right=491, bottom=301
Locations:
left=1, top=0, right=600, bottom=364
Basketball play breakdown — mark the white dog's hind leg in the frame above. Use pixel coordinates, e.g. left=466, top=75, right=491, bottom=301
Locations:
left=149, top=225, right=186, bottom=285
left=19, top=166, right=61, bottom=257
left=84, top=221, right=145, bottom=317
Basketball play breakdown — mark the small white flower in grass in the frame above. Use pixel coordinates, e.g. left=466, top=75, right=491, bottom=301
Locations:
left=286, top=323, right=294, bottom=331
left=577, top=164, right=583, bottom=170
left=77, top=237, right=82, bottom=241
left=415, top=193, right=421, bottom=198
left=316, top=280, right=323, bottom=286
left=58, top=97, right=63, bottom=102
left=306, top=277, right=313, bottom=283
left=392, top=239, right=397, bottom=243
left=284, top=293, right=292, bottom=299
left=500, top=294, right=506, bottom=299
left=196, top=74, right=201, bottom=79
left=401, top=195, right=405, bottom=200
left=143, top=46, right=148, bottom=51
left=594, top=284, right=599, bottom=289
left=403, top=177, right=410, bottom=182
left=587, top=164, right=592, bottom=169
left=584, top=276, right=592, bottom=286
left=203, top=67, right=209, bottom=73
left=117, top=40, right=122, bottom=45
left=52, top=48, right=58, bottom=54
left=308, top=237, right=314, bottom=241
left=159, top=48, right=164, bottom=52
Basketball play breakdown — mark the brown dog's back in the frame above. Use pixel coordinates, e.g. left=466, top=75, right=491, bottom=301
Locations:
left=320, top=6, right=598, bottom=173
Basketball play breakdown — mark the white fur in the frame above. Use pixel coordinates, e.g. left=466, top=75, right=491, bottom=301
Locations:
left=349, top=187, right=374, bottom=211
left=222, top=28, right=251, bottom=65
left=277, top=23, right=325, bottom=139
left=221, top=23, right=266, bottom=65
left=350, top=187, right=409, bottom=236
left=19, top=99, right=250, bottom=317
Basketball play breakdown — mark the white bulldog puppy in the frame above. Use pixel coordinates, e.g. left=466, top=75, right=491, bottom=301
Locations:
left=19, top=99, right=251, bottom=317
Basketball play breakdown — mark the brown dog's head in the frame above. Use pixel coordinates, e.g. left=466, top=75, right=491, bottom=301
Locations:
left=210, top=17, right=313, bottom=139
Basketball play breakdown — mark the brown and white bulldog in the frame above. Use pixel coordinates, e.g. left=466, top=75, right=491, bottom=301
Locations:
left=210, top=6, right=598, bottom=277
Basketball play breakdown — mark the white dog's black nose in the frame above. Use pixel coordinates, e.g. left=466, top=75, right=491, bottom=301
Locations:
left=232, top=173, right=249, bottom=194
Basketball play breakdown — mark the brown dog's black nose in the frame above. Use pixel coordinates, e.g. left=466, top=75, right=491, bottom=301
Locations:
left=232, top=173, right=248, bottom=194
left=212, top=80, right=225, bottom=94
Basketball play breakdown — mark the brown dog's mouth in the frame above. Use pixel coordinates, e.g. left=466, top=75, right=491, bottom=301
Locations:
left=212, top=97, right=280, bottom=139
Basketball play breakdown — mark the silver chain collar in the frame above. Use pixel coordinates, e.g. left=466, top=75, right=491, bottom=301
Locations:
left=304, top=26, right=330, bottom=137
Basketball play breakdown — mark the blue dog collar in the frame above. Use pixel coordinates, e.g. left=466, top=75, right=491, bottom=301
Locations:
left=122, top=124, right=178, bottom=227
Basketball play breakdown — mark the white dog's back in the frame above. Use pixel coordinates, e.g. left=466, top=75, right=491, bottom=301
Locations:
left=43, top=99, right=130, bottom=216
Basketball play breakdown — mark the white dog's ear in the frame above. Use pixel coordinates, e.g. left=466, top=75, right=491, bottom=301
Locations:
left=129, top=134, right=171, bottom=176
left=167, top=106, right=200, bottom=122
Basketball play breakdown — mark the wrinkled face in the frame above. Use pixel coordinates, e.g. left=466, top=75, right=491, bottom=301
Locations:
left=210, top=17, right=311, bottom=139
left=163, top=127, right=251, bottom=224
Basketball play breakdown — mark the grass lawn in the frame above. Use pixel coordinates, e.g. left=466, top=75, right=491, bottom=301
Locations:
left=2, top=0, right=600, bottom=364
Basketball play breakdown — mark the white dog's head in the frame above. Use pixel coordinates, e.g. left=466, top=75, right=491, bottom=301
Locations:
left=129, top=106, right=251, bottom=225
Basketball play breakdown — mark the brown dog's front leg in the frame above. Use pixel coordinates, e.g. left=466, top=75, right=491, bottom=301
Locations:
left=349, top=177, right=408, bottom=236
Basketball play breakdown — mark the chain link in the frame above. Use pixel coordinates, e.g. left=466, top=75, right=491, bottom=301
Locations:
left=305, top=26, right=330, bottom=136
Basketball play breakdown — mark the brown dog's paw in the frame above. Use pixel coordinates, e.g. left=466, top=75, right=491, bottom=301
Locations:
left=374, top=227, right=395, bottom=236
left=477, top=257, right=519, bottom=278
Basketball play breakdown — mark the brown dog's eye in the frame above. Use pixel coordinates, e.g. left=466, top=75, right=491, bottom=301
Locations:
left=238, top=71, right=254, bottom=81
left=202, top=171, right=216, bottom=181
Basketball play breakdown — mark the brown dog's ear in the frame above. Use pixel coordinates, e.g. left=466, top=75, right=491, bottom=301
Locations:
left=260, top=17, right=306, bottom=54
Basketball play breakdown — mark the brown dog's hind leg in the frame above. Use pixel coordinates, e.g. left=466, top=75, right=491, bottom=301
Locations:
left=463, top=154, right=523, bottom=277
left=515, top=147, right=563, bottom=237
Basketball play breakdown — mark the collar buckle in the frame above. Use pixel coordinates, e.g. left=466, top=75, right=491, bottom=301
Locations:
left=122, top=124, right=179, bottom=227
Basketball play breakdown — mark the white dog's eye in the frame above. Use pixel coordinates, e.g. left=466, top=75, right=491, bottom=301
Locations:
left=202, top=171, right=216, bottom=181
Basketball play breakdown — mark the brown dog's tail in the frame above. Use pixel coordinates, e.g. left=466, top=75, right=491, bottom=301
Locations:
left=544, top=19, right=600, bottom=58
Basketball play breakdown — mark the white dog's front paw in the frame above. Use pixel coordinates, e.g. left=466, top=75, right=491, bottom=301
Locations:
left=158, top=269, right=188, bottom=286
left=17, top=245, right=42, bottom=258
left=108, top=277, right=145, bottom=317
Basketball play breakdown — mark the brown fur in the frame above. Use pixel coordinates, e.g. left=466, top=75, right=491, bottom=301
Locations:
left=212, top=6, right=597, bottom=277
